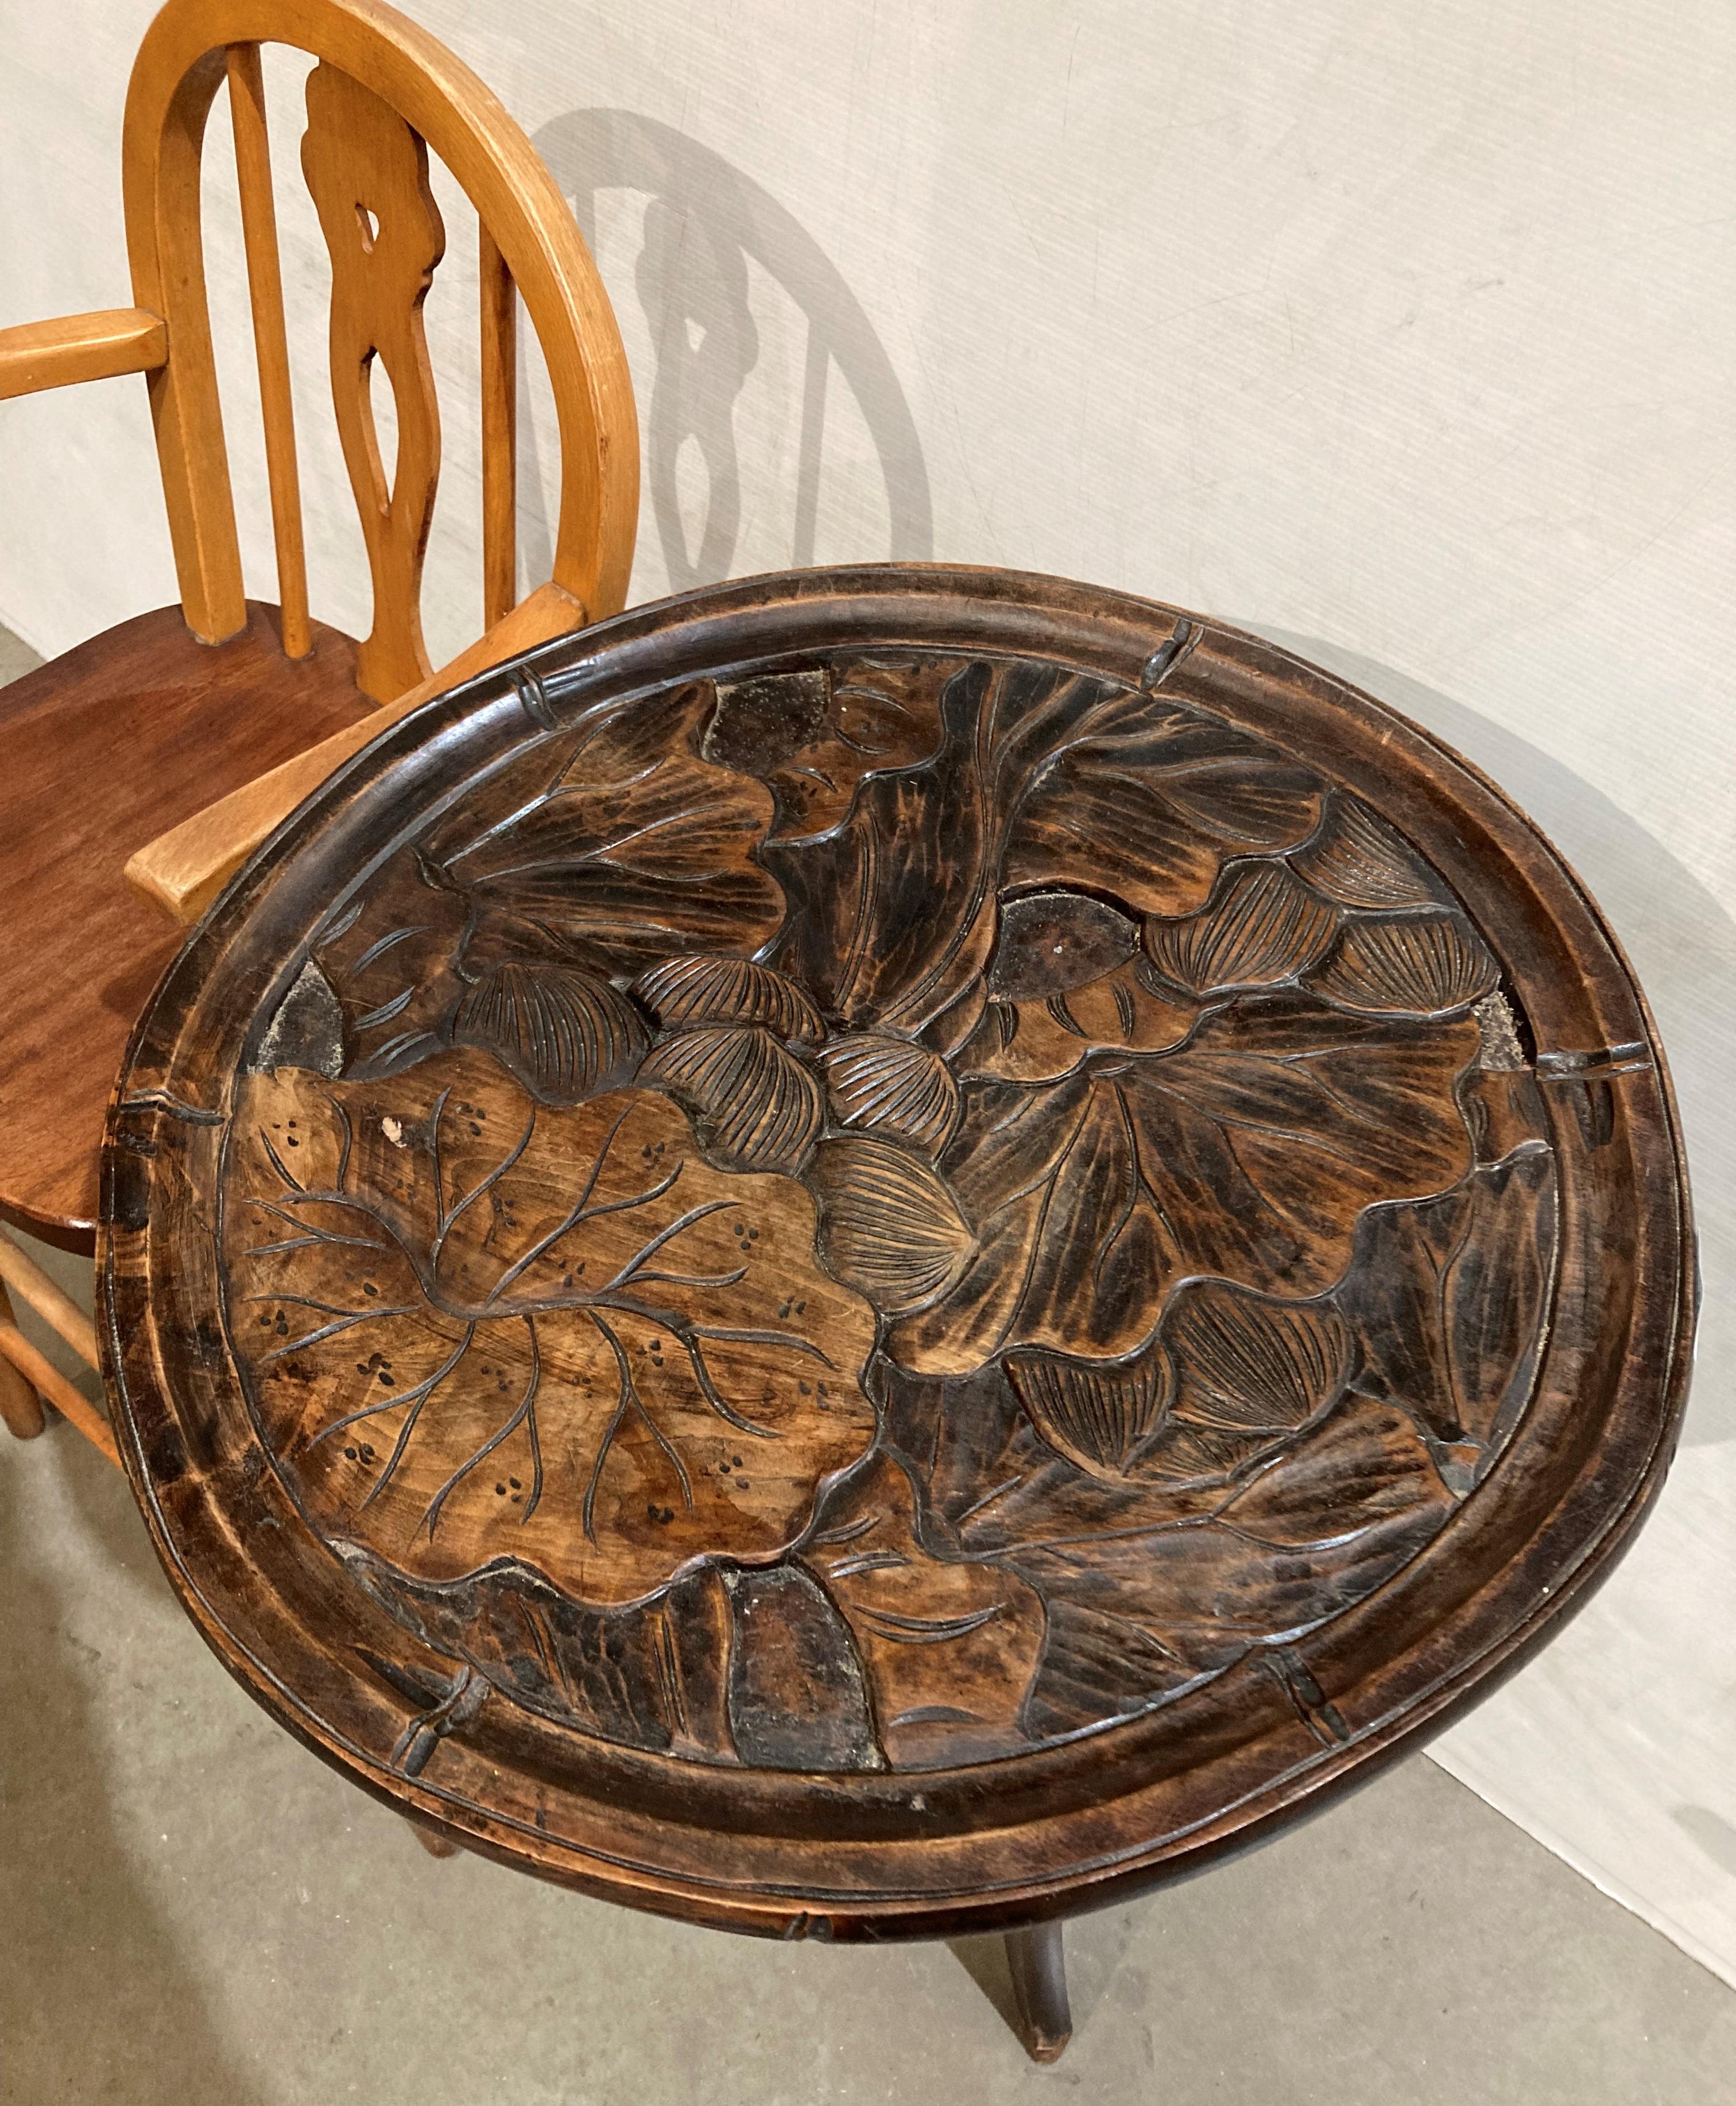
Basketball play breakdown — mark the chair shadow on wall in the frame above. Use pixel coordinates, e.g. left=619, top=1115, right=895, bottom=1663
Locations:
left=522, top=108, right=932, bottom=591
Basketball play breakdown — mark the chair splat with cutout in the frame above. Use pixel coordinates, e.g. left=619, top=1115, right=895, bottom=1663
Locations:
left=0, top=0, right=638, bottom=1459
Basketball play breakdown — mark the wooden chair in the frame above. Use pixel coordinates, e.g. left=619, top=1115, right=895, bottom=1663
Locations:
left=0, top=0, right=638, bottom=1460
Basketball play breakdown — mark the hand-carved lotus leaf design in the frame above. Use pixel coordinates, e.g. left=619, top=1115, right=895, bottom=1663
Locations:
left=312, top=854, right=472, bottom=1078
left=1006, top=1347, right=1175, bottom=1479
left=1309, top=911, right=1498, bottom=1017
left=1144, top=862, right=1338, bottom=996
left=1002, top=1285, right=1348, bottom=1488
left=638, top=1026, right=823, bottom=1173
left=1335, top=1147, right=1556, bottom=1448
left=958, top=887, right=1195, bottom=1084
left=210, top=625, right=1566, bottom=1773
left=815, top=1035, right=960, bottom=1155
left=1291, top=794, right=1440, bottom=910
left=765, top=658, right=1331, bottom=1060
left=799, top=1455, right=1045, bottom=1766
left=702, top=656, right=957, bottom=843
left=437, top=681, right=786, bottom=970
left=958, top=972, right=1196, bottom=1086
left=890, top=995, right=1481, bottom=1374
left=1008, top=1394, right=1459, bottom=1737
left=452, top=962, right=648, bottom=1104
left=808, top=1138, right=975, bottom=1314
left=1162, top=1281, right=1350, bottom=1432
left=224, top=1053, right=878, bottom=1605
left=1004, top=684, right=1326, bottom=914
left=633, top=954, right=823, bottom=1046
left=341, top=1547, right=740, bottom=1759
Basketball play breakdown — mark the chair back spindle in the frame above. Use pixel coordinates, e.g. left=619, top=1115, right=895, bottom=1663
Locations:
left=225, top=40, right=311, bottom=657
left=479, top=220, right=517, bottom=627
left=117, top=0, right=637, bottom=668
left=302, top=57, right=445, bottom=699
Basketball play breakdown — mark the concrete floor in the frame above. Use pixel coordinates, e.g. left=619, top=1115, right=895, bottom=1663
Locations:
left=3, top=625, right=1735, bottom=2104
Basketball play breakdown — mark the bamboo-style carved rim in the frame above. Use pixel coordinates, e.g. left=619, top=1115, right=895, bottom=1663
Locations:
left=121, top=0, right=638, bottom=643
left=99, top=565, right=1695, bottom=1940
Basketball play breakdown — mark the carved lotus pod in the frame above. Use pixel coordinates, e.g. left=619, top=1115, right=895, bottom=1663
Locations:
left=1144, top=863, right=1337, bottom=995
left=1308, top=911, right=1498, bottom=1017
left=1007, top=1347, right=1175, bottom=1480
left=638, top=1025, right=822, bottom=1172
left=633, top=954, right=823, bottom=1046
left=452, top=963, right=648, bottom=1104
left=816, top=1035, right=960, bottom=1155
left=808, top=1139, right=974, bottom=1314
left=1165, top=1285, right=1349, bottom=1432
left=1291, top=794, right=1439, bottom=910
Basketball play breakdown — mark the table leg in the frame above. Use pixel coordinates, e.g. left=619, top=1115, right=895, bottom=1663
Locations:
left=1005, top=1920, right=1072, bottom=2063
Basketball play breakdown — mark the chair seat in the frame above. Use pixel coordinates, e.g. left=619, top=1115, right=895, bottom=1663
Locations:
left=0, top=602, right=376, bottom=1247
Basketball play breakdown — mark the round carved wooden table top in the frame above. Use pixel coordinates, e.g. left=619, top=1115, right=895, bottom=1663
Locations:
left=102, top=566, right=1694, bottom=1938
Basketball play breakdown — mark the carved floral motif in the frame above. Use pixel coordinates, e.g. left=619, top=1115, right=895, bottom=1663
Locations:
left=224, top=646, right=1557, bottom=1770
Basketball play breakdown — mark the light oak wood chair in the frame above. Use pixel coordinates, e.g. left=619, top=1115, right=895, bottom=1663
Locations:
left=0, top=0, right=638, bottom=1460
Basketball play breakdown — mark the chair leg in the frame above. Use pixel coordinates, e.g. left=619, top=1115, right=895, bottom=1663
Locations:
left=0, top=1232, right=119, bottom=1465
left=0, top=1279, right=45, bottom=1439
left=1005, top=1919, right=1072, bottom=2064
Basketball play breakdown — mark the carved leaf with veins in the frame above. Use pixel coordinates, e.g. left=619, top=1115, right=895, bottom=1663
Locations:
left=224, top=1050, right=878, bottom=1605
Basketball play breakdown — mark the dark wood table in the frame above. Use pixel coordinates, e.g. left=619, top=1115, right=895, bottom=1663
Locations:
left=100, top=565, right=1694, bottom=2062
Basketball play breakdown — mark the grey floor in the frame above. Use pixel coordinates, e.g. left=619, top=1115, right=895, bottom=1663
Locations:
left=3, top=628, right=1735, bottom=2105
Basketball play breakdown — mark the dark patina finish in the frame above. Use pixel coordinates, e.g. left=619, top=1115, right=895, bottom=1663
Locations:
left=100, top=565, right=1694, bottom=1952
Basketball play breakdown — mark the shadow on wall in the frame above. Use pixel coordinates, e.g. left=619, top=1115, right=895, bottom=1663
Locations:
left=525, top=108, right=932, bottom=591
left=1264, top=626, right=1735, bottom=1452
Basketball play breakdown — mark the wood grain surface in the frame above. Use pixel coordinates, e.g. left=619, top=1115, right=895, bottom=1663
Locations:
left=0, top=603, right=373, bottom=1244
left=100, top=565, right=1694, bottom=1940
left=301, top=57, right=445, bottom=700
left=125, top=580, right=586, bottom=923
left=0, top=308, right=167, bottom=400
left=121, top=0, right=638, bottom=647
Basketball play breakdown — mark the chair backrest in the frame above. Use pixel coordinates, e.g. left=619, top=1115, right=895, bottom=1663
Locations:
left=122, top=0, right=639, bottom=699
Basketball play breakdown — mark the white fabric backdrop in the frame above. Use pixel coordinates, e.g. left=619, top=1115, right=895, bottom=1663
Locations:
left=2, top=0, right=1732, bottom=1983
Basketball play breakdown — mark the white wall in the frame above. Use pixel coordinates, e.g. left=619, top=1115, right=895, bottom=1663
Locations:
left=3, top=0, right=1734, bottom=1980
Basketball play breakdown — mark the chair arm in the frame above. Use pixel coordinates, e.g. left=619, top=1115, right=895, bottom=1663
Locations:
left=124, top=580, right=587, bottom=924
left=0, top=307, right=168, bottom=400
